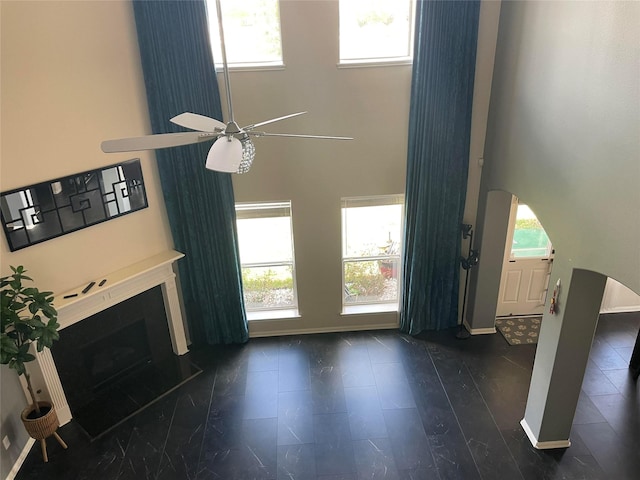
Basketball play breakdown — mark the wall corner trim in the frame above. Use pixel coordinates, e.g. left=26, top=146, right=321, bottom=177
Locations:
left=520, top=418, right=571, bottom=450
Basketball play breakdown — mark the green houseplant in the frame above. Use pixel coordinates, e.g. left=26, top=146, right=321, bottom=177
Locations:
left=1, top=265, right=65, bottom=461
left=1, top=266, right=60, bottom=412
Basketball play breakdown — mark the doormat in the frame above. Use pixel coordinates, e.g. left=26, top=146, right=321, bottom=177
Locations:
left=495, top=316, right=542, bottom=345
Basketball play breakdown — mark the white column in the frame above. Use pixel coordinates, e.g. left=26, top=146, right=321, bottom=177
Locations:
left=521, top=261, right=606, bottom=448
left=162, top=272, right=188, bottom=355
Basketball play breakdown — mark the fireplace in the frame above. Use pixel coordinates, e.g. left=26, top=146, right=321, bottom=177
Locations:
left=23, top=251, right=195, bottom=438
left=51, top=286, right=196, bottom=437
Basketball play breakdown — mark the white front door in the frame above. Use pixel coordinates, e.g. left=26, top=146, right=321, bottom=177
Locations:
left=496, top=198, right=553, bottom=317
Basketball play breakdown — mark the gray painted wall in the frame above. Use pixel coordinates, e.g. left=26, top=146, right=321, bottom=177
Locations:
left=478, top=0, right=639, bottom=297
left=465, top=189, right=512, bottom=330
left=0, top=373, right=30, bottom=480
left=468, top=0, right=639, bottom=445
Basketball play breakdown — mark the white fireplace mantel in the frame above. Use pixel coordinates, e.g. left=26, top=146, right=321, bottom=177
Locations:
left=23, top=250, right=188, bottom=426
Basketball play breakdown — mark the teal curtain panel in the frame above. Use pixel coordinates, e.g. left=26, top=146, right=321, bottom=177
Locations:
left=400, top=0, right=480, bottom=334
left=132, top=0, right=248, bottom=344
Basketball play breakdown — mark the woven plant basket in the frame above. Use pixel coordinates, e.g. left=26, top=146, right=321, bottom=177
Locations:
left=21, top=401, right=59, bottom=440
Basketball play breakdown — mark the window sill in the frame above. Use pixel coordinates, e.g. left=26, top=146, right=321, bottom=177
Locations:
left=341, top=303, right=399, bottom=316
left=215, top=62, right=285, bottom=73
left=337, top=58, right=413, bottom=69
left=247, top=308, right=300, bottom=321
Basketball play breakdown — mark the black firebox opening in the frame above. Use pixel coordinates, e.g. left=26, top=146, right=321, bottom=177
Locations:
left=83, top=319, right=152, bottom=393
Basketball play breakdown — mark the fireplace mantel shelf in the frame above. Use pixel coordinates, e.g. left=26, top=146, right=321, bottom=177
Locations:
left=24, top=250, right=188, bottom=426
left=55, top=250, right=185, bottom=331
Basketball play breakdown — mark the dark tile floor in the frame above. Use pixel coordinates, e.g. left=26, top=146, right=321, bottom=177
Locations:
left=15, top=312, right=640, bottom=480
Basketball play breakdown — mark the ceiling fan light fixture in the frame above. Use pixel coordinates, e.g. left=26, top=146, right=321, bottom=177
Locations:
left=237, top=136, right=255, bottom=174
left=205, top=135, right=242, bottom=172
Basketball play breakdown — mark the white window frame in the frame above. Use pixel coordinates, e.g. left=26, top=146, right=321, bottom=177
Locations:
left=338, top=0, right=416, bottom=68
left=341, top=194, right=404, bottom=315
left=235, top=201, right=299, bottom=320
left=205, top=0, right=284, bottom=71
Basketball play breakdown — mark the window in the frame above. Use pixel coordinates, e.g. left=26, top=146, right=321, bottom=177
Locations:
left=342, top=195, right=404, bottom=312
left=235, top=202, right=298, bottom=317
left=339, top=0, right=414, bottom=65
left=510, top=204, right=552, bottom=258
left=206, top=0, right=283, bottom=69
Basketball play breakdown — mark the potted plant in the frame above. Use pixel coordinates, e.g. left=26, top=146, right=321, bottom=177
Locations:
left=0, top=265, right=65, bottom=462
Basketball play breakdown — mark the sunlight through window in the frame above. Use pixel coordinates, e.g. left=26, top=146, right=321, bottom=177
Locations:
left=206, top=0, right=283, bottom=68
left=342, top=195, right=404, bottom=311
left=339, top=0, right=414, bottom=64
left=236, top=202, right=297, bottom=314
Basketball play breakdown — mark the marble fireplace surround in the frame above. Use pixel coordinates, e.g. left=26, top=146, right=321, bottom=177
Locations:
left=22, top=250, right=188, bottom=426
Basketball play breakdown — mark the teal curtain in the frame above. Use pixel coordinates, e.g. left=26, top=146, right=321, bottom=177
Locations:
left=400, top=0, right=480, bottom=335
left=132, top=0, right=248, bottom=344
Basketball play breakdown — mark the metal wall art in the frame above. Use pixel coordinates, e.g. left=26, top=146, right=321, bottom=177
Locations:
left=1, top=159, right=148, bottom=251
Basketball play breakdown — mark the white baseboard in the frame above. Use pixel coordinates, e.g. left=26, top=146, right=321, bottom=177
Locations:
left=520, top=418, right=571, bottom=449
left=463, top=320, right=496, bottom=335
left=5, top=438, right=34, bottom=480
left=249, top=322, right=399, bottom=338
left=599, top=306, right=640, bottom=314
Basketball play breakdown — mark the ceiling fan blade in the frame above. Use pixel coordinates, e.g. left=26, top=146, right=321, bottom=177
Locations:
left=170, top=112, right=226, bottom=132
left=205, top=136, right=243, bottom=172
left=243, top=112, right=307, bottom=131
left=248, top=131, right=353, bottom=140
left=101, top=132, right=214, bottom=153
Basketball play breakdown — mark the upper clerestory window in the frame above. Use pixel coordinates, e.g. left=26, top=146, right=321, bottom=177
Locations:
left=206, top=0, right=283, bottom=70
left=339, top=0, right=415, bottom=67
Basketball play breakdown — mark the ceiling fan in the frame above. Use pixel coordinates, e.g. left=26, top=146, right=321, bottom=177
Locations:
left=101, top=0, right=352, bottom=174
